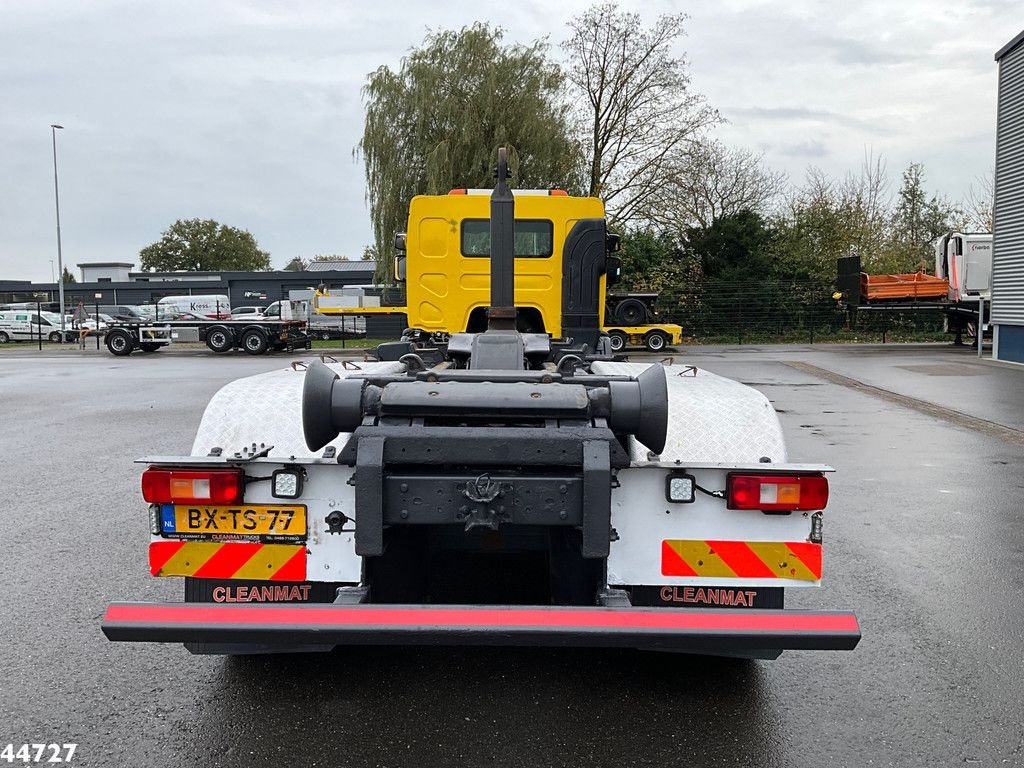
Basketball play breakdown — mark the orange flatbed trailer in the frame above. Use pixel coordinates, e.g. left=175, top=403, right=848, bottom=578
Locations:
left=860, top=272, right=949, bottom=302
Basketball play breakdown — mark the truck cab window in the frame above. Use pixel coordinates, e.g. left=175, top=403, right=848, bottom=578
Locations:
left=461, top=219, right=553, bottom=258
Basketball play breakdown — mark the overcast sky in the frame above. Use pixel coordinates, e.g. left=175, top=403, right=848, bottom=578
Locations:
left=0, top=0, right=1018, bottom=282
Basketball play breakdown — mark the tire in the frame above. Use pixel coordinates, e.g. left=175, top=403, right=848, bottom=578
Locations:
left=240, top=328, right=269, bottom=355
left=0, top=331, right=9, bottom=343
left=615, top=298, right=648, bottom=326
left=644, top=330, right=668, bottom=352
left=608, top=330, right=628, bottom=353
left=205, top=326, right=235, bottom=354
left=105, top=330, right=134, bottom=356
left=48, top=331, right=62, bottom=343
left=140, top=343, right=160, bottom=352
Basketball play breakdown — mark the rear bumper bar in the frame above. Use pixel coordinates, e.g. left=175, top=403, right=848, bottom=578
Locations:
left=102, top=602, right=860, bottom=652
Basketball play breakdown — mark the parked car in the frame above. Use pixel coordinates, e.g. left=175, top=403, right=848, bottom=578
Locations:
left=79, top=313, right=115, bottom=333
left=0, top=310, right=75, bottom=343
left=98, top=305, right=145, bottom=322
left=230, top=306, right=265, bottom=318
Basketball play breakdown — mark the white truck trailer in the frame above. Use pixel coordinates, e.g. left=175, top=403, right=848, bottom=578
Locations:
left=934, top=232, right=992, bottom=303
left=102, top=152, right=859, bottom=658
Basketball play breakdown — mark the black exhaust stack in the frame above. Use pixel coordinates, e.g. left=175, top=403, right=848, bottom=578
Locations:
left=488, top=147, right=517, bottom=331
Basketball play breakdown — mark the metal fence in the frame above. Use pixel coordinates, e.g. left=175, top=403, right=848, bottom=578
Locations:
left=648, top=279, right=948, bottom=344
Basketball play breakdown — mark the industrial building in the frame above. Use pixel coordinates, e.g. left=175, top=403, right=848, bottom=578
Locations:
left=993, top=30, right=1024, bottom=363
left=0, top=261, right=408, bottom=337
left=0, top=261, right=375, bottom=308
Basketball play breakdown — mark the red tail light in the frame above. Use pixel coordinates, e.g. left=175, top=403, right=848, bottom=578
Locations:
left=448, top=188, right=467, bottom=195
left=726, top=474, right=828, bottom=512
left=548, top=189, right=568, bottom=196
left=142, top=468, right=244, bottom=505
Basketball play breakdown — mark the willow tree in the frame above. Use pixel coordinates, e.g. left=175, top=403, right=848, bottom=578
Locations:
left=358, top=23, right=582, bottom=281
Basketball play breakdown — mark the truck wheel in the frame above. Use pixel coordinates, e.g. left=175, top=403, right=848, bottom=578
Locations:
left=616, top=298, right=647, bottom=326
left=0, top=331, right=9, bottom=343
left=48, top=331, right=63, bottom=343
left=608, top=330, right=628, bottom=352
left=106, top=330, right=134, bottom=356
left=240, top=328, right=269, bottom=355
left=320, top=331, right=331, bottom=341
left=644, top=330, right=668, bottom=352
left=140, top=343, right=161, bottom=352
left=206, top=326, right=234, bottom=353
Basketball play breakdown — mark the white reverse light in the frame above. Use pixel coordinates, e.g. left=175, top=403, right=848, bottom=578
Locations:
left=271, top=468, right=303, bottom=499
left=666, top=473, right=695, bottom=504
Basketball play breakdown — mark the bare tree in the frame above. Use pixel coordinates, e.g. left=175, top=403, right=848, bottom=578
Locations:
left=840, top=150, right=891, bottom=262
left=646, top=140, right=787, bottom=231
left=963, top=171, right=994, bottom=232
left=563, top=2, right=720, bottom=225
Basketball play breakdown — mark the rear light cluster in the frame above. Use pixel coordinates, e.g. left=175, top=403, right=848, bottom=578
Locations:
left=726, top=473, right=828, bottom=512
left=142, top=468, right=244, bottom=505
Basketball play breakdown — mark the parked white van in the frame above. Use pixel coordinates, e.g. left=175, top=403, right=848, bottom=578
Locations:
left=156, top=295, right=231, bottom=319
left=0, top=311, right=74, bottom=343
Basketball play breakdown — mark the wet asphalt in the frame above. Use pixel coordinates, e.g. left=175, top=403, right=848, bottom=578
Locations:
left=1, top=343, right=1023, bottom=767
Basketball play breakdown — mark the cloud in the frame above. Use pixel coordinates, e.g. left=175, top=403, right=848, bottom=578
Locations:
left=0, top=0, right=1019, bottom=281
left=776, top=140, right=829, bottom=159
left=811, top=34, right=914, bottom=66
left=726, top=106, right=892, bottom=134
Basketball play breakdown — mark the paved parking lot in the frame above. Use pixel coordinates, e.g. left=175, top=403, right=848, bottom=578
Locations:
left=2, top=343, right=1022, bottom=767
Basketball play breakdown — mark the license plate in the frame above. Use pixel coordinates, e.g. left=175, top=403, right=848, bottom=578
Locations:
left=163, top=505, right=307, bottom=537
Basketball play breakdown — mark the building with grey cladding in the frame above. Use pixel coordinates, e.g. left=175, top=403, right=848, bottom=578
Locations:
left=993, top=30, right=1024, bottom=364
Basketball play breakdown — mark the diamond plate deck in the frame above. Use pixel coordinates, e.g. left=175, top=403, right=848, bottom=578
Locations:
left=591, top=361, right=787, bottom=463
left=191, top=361, right=404, bottom=458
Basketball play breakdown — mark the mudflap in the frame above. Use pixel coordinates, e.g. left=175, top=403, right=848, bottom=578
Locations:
left=103, top=602, right=861, bottom=655
left=181, top=578, right=346, bottom=655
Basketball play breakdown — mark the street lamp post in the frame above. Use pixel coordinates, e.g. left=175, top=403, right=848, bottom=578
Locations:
left=50, top=124, right=65, bottom=334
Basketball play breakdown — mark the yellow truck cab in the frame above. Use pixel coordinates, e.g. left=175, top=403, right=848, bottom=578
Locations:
left=398, top=189, right=609, bottom=337
left=315, top=186, right=682, bottom=351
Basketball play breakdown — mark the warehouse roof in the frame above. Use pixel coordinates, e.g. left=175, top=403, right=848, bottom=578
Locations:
left=306, top=260, right=374, bottom=272
left=995, top=30, right=1024, bottom=61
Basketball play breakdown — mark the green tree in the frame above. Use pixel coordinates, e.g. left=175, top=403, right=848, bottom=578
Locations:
left=618, top=229, right=689, bottom=292
left=139, top=219, right=270, bottom=272
left=890, top=163, right=960, bottom=271
left=774, top=157, right=892, bottom=280
left=283, top=256, right=308, bottom=271
left=359, top=23, right=582, bottom=281
left=61, top=266, right=76, bottom=283
left=616, top=228, right=701, bottom=328
left=685, top=210, right=778, bottom=282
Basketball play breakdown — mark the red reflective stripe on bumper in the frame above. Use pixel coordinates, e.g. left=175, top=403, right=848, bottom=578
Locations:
left=104, top=603, right=860, bottom=634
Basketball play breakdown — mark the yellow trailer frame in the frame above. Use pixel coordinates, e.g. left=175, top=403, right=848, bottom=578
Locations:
left=604, top=323, right=683, bottom=353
